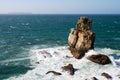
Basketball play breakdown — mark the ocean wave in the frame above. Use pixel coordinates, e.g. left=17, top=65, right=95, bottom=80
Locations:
left=112, top=38, right=120, bottom=40
left=0, top=57, right=31, bottom=64
left=113, top=21, right=119, bottom=24
left=5, top=46, right=120, bottom=80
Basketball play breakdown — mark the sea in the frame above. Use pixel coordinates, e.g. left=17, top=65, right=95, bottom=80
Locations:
left=0, top=14, right=120, bottom=80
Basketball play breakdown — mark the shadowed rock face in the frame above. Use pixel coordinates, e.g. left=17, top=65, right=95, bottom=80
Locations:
left=69, top=47, right=85, bottom=59
left=68, top=16, right=95, bottom=59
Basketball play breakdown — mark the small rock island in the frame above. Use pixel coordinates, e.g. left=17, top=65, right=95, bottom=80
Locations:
left=68, top=16, right=95, bottom=59
left=68, top=16, right=111, bottom=65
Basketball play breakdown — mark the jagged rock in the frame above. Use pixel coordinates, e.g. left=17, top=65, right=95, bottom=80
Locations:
left=68, top=16, right=95, bottom=59
left=101, top=72, right=112, bottom=79
left=76, top=16, right=92, bottom=31
left=46, top=71, right=62, bottom=75
left=61, top=64, right=74, bottom=75
left=87, top=54, right=111, bottom=65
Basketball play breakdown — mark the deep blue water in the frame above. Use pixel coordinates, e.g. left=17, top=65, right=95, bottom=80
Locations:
left=0, top=14, right=120, bottom=80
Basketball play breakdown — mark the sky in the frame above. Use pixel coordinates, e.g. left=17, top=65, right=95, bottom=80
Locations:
left=0, top=0, right=120, bottom=14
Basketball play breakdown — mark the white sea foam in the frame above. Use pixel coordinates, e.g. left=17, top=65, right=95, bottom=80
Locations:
left=9, top=25, right=16, bottom=29
left=5, top=46, right=120, bottom=80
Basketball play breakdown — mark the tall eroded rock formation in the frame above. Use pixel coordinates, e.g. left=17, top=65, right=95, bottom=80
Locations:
left=68, top=16, right=95, bottom=59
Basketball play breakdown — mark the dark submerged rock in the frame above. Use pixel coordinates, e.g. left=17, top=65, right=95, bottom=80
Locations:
left=87, top=54, right=111, bottom=65
left=92, top=77, right=98, bottom=80
left=46, top=71, right=62, bottom=75
left=101, top=72, right=112, bottom=79
left=62, top=64, right=74, bottom=75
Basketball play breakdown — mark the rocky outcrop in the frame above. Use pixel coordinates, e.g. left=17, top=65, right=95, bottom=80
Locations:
left=87, top=54, right=111, bottom=65
left=68, top=16, right=95, bottom=59
left=61, top=64, right=74, bottom=75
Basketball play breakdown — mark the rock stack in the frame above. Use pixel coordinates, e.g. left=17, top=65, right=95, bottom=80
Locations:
left=68, top=16, right=95, bottom=59
left=68, top=16, right=111, bottom=65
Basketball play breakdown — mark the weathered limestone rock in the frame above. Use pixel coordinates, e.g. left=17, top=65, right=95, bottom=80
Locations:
left=68, top=16, right=95, bottom=59
left=87, top=54, right=111, bottom=65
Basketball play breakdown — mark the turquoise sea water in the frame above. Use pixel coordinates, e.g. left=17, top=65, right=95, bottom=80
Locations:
left=0, top=14, right=120, bottom=80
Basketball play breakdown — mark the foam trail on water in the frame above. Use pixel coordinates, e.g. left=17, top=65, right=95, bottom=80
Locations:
left=0, top=57, right=31, bottom=63
left=6, top=46, right=120, bottom=80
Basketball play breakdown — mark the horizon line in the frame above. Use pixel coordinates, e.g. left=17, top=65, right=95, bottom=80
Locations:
left=0, top=13, right=120, bottom=15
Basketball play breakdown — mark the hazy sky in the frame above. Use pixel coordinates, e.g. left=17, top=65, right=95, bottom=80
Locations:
left=0, top=0, right=120, bottom=14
